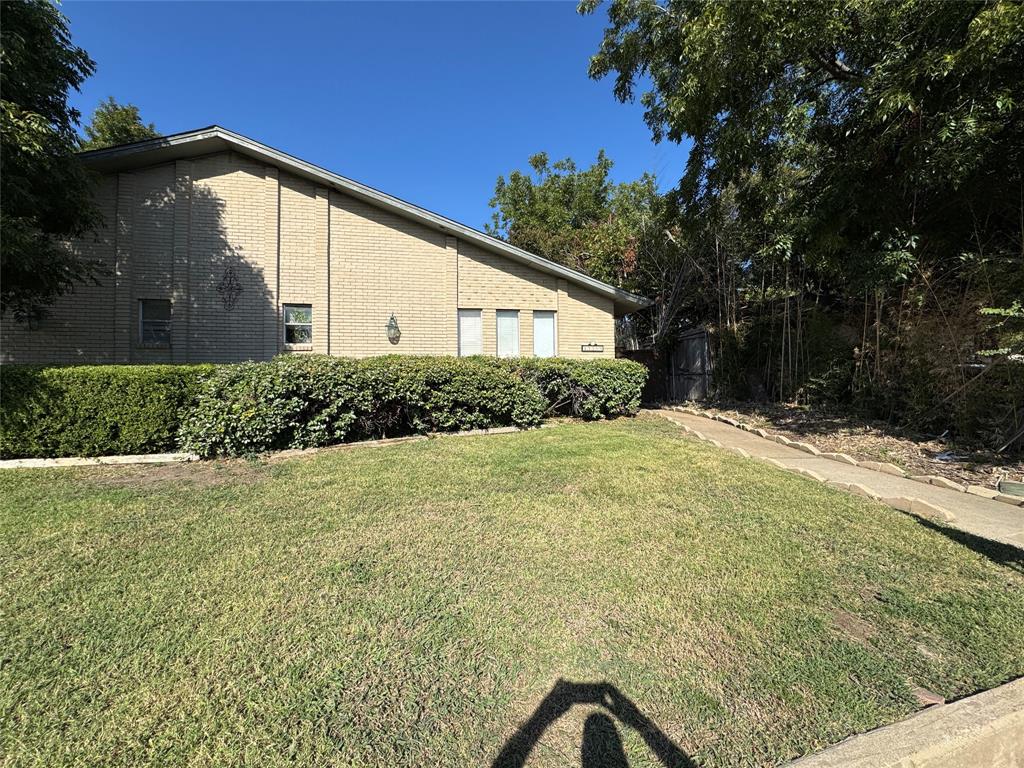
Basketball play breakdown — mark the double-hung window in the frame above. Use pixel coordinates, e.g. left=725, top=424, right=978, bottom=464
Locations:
left=283, top=304, right=313, bottom=345
left=533, top=310, right=556, bottom=357
left=458, top=309, right=482, bottom=356
left=138, top=299, right=171, bottom=347
left=496, top=310, right=520, bottom=358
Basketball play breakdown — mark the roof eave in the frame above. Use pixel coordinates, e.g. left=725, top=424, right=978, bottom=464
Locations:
left=78, top=126, right=653, bottom=316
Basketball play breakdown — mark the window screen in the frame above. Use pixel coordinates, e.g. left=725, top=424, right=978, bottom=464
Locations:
left=139, top=299, right=171, bottom=347
left=283, top=304, right=313, bottom=344
left=458, top=309, right=482, bottom=356
left=533, top=311, right=556, bottom=358
left=496, top=310, right=520, bottom=358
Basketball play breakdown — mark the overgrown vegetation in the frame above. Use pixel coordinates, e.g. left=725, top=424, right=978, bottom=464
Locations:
left=0, top=1, right=161, bottom=322
left=0, top=357, right=647, bottom=459
left=487, top=1, right=1024, bottom=447
left=486, top=151, right=671, bottom=292
left=3, top=416, right=1022, bottom=766
left=585, top=0, right=1024, bottom=446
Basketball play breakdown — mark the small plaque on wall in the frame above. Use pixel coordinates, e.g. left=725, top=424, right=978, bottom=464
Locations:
left=580, top=344, right=604, bottom=353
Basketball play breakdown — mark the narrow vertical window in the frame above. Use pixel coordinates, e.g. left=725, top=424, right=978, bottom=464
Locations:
left=138, top=299, right=171, bottom=347
left=496, top=310, right=520, bottom=358
left=283, top=304, right=313, bottom=344
left=458, top=309, right=482, bottom=356
left=533, top=310, right=556, bottom=357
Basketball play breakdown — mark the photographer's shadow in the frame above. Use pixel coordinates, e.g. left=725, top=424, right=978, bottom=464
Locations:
left=492, top=679, right=696, bottom=768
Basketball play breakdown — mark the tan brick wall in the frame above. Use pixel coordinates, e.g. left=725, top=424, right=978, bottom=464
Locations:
left=328, top=190, right=456, bottom=356
left=1, top=152, right=618, bottom=364
left=556, top=279, right=615, bottom=359
left=171, top=160, right=193, bottom=363
left=128, top=163, right=176, bottom=364
left=457, top=240, right=557, bottom=357
left=278, top=172, right=316, bottom=352
left=0, top=177, right=119, bottom=363
left=185, top=152, right=273, bottom=362
left=260, top=166, right=280, bottom=359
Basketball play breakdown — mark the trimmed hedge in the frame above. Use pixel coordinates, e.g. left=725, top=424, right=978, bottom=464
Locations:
left=1, top=364, right=213, bottom=459
left=494, top=357, right=648, bottom=419
left=176, top=356, right=370, bottom=459
left=179, top=355, right=548, bottom=458
left=1, top=356, right=648, bottom=459
left=357, top=356, right=548, bottom=435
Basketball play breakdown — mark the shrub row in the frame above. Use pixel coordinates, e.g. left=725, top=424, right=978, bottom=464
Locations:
left=1, top=364, right=213, bottom=459
left=494, top=357, right=648, bottom=420
left=1, top=355, right=648, bottom=459
left=178, top=355, right=549, bottom=457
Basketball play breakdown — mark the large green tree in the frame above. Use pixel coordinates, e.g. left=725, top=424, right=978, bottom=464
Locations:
left=1, top=0, right=99, bottom=321
left=81, top=96, right=158, bottom=150
left=487, top=151, right=691, bottom=345
left=583, top=0, right=1023, bottom=275
left=487, top=152, right=669, bottom=287
left=581, top=0, right=1024, bottom=441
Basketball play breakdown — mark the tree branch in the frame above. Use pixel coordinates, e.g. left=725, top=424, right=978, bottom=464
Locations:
left=813, top=52, right=865, bottom=83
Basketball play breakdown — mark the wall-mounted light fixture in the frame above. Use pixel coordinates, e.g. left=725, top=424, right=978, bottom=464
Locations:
left=386, top=313, right=401, bottom=344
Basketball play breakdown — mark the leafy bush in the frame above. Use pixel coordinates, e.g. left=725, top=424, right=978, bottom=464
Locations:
left=1, top=364, right=212, bottom=459
left=357, top=356, right=547, bottom=436
left=495, top=357, right=648, bottom=419
left=3, top=356, right=648, bottom=459
left=177, top=356, right=370, bottom=458
left=179, top=355, right=547, bottom=458
left=798, top=360, right=855, bottom=407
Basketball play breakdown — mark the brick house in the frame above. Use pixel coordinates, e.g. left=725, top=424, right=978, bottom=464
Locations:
left=0, top=126, right=648, bottom=365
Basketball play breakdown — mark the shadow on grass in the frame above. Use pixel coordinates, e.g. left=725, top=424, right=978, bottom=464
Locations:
left=492, top=679, right=695, bottom=768
left=913, top=518, right=1024, bottom=574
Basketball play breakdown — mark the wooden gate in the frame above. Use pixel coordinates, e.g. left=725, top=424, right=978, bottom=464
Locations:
left=668, top=328, right=711, bottom=401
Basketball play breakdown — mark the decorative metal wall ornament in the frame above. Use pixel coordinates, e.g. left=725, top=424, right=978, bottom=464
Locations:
left=216, top=266, right=243, bottom=311
left=385, top=313, right=401, bottom=344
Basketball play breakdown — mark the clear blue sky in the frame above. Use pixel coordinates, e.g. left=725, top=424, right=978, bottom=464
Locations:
left=63, top=1, right=690, bottom=230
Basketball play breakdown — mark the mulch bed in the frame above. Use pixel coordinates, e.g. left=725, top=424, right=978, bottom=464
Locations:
left=692, top=402, right=1024, bottom=490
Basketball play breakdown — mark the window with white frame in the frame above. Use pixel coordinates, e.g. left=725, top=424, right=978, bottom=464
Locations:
left=283, top=304, right=313, bottom=345
left=457, top=309, right=482, bottom=356
left=138, top=299, right=171, bottom=347
left=496, top=310, right=520, bottom=358
left=533, top=310, right=556, bottom=357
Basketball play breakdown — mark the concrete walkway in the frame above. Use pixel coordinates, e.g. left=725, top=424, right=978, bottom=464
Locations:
left=786, top=676, right=1024, bottom=768
left=651, top=409, right=1024, bottom=549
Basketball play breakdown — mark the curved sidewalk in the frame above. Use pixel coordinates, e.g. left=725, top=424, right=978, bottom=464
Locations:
left=650, top=409, right=1024, bottom=549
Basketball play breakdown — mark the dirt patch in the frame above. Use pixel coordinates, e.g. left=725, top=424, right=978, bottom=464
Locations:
left=691, top=403, right=1023, bottom=489
left=79, top=459, right=270, bottom=490
left=832, top=609, right=877, bottom=647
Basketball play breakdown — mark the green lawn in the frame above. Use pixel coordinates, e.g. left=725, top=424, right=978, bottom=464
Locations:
left=2, top=415, right=1023, bottom=767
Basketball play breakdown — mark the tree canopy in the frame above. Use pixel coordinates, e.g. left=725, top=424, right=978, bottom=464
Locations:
left=578, top=0, right=1024, bottom=443
left=582, top=0, right=1023, bottom=278
left=489, top=152, right=676, bottom=286
left=81, top=96, right=159, bottom=150
left=0, top=0, right=99, bottom=321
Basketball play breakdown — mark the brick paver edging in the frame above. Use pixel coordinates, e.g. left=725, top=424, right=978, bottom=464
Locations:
left=0, top=426, right=525, bottom=470
left=663, top=405, right=1024, bottom=509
